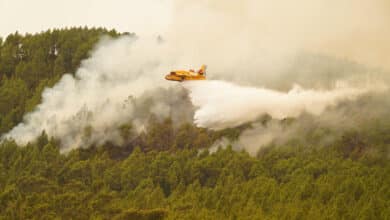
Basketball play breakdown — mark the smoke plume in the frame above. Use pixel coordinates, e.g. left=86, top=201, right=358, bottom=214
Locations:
left=3, top=37, right=190, bottom=152
left=221, top=89, right=390, bottom=156
left=3, top=0, right=390, bottom=153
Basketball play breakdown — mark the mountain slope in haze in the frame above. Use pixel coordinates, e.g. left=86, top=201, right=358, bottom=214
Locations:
left=0, top=28, right=389, bottom=219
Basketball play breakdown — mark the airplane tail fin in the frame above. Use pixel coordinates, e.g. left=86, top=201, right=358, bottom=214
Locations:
left=198, top=64, right=207, bottom=75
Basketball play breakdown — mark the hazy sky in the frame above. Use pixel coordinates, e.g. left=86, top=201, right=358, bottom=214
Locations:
left=0, top=0, right=172, bottom=37
left=0, top=0, right=389, bottom=70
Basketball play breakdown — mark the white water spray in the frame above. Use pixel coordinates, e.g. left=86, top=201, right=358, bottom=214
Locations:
left=183, top=80, right=373, bottom=130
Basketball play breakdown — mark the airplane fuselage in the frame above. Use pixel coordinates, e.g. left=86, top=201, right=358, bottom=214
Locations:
left=165, top=65, right=207, bottom=82
left=165, top=70, right=206, bottom=82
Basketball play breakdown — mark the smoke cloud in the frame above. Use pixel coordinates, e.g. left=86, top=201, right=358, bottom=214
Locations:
left=169, top=0, right=390, bottom=76
left=223, top=89, right=390, bottom=156
left=3, top=0, right=390, bottom=153
left=3, top=37, right=191, bottom=152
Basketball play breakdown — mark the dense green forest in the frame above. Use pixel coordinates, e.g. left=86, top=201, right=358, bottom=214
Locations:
left=0, top=28, right=389, bottom=219
left=0, top=136, right=389, bottom=219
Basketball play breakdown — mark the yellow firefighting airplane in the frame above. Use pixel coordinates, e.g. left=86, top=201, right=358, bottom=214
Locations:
left=165, top=65, right=207, bottom=82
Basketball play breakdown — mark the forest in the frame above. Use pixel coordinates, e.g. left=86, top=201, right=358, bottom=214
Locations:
left=0, top=28, right=389, bottom=219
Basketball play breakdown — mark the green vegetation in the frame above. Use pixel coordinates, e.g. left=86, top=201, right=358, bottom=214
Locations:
left=0, top=133, right=389, bottom=219
left=0, top=28, right=389, bottom=219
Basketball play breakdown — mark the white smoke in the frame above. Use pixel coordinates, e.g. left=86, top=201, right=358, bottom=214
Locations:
left=3, top=35, right=386, bottom=152
left=3, top=36, right=181, bottom=152
left=3, top=0, right=390, bottom=153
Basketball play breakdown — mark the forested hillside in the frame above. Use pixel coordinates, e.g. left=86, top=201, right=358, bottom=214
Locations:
left=0, top=137, right=389, bottom=219
left=0, top=27, right=127, bottom=134
left=0, top=28, right=389, bottom=219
